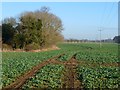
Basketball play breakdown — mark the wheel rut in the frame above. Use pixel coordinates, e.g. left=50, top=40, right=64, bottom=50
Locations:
left=3, top=52, right=116, bottom=89
left=62, top=54, right=83, bottom=89
left=3, top=54, right=65, bottom=90
left=3, top=53, right=83, bottom=89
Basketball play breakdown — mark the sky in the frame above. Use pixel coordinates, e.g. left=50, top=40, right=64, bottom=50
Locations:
left=2, top=2, right=118, bottom=40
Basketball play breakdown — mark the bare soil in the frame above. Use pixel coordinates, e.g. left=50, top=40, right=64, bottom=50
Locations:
left=2, top=45, right=60, bottom=52
left=62, top=55, right=82, bottom=89
left=30, top=45, right=60, bottom=52
left=2, top=54, right=64, bottom=90
left=3, top=53, right=83, bottom=90
left=3, top=52, right=118, bottom=90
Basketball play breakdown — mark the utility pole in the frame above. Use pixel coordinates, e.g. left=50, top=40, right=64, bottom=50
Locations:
left=98, top=28, right=102, bottom=48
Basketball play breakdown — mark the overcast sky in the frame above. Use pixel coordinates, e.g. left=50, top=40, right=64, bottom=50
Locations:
left=2, top=2, right=118, bottom=40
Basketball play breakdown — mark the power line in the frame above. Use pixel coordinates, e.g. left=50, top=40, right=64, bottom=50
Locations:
left=102, top=2, right=115, bottom=27
left=98, top=2, right=115, bottom=42
left=100, top=2, right=108, bottom=27
left=106, top=3, right=117, bottom=26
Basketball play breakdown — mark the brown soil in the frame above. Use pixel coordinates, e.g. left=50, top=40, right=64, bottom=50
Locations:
left=2, top=54, right=64, bottom=90
left=62, top=55, right=82, bottom=89
left=3, top=53, right=83, bottom=89
left=3, top=52, right=118, bottom=90
left=2, top=45, right=60, bottom=52
left=100, top=62, right=119, bottom=67
left=30, top=45, right=60, bottom=52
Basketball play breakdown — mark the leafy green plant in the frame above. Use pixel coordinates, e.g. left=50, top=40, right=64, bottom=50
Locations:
left=77, top=66, right=119, bottom=88
left=2, top=43, right=119, bottom=89
left=22, top=64, right=64, bottom=89
left=2, top=50, right=64, bottom=87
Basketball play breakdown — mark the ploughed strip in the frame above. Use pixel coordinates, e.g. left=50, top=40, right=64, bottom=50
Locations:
left=3, top=54, right=65, bottom=90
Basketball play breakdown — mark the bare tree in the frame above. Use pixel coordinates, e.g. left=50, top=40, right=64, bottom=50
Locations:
left=2, top=6, right=64, bottom=50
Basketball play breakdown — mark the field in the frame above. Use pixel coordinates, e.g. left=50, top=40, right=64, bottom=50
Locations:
left=2, top=43, right=119, bottom=89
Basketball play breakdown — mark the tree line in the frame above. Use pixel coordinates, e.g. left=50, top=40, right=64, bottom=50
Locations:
left=113, top=36, right=120, bottom=43
left=65, top=37, right=120, bottom=43
left=2, top=7, right=64, bottom=50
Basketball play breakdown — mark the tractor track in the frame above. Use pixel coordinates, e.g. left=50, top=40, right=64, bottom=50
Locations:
left=3, top=52, right=117, bottom=90
left=2, top=54, right=65, bottom=90
left=62, top=54, right=83, bottom=89
left=3, top=53, right=83, bottom=90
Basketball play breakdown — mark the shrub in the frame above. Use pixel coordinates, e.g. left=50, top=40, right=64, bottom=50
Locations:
left=25, top=43, right=40, bottom=51
left=2, top=44, right=12, bottom=50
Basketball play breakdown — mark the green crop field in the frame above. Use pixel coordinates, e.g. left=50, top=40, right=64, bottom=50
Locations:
left=2, top=43, right=119, bottom=89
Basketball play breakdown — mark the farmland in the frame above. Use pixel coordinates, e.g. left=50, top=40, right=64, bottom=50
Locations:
left=2, top=43, right=119, bottom=89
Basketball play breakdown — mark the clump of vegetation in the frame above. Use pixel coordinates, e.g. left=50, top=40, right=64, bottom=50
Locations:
left=25, top=43, right=40, bottom=51
left=2, top=44, right=12, bottom=50
left=22, top=64, right=64, bottom=89
left=2, top=43, right=119, bottom=88
left=2, top=6, right=64, bottom=51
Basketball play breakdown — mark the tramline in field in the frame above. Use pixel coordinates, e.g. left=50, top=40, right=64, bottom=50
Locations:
left=2, top=43, right=119, bottom=89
